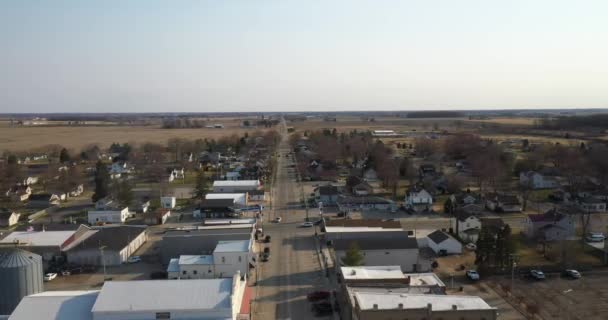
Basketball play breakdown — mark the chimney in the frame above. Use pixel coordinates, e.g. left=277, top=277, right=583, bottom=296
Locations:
left=398, top=303, right=403, bottom=309
left=373, top=304, right=378, bottom=310
left=452, top=304, right=457, bottom=310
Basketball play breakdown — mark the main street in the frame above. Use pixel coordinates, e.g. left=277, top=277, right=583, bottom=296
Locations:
left=252, top=122, right=330, bottom=320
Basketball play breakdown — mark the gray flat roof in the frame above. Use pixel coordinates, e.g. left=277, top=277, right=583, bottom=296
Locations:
left=355, top=292, right=494, bottom=311
left=9, top=291, right=99, bottom=320
left=214, top=240, right=250, bottom=253
left=92, top=279, right=233, bottom=313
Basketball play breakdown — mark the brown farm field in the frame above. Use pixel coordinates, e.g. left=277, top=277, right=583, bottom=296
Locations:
left=0, top=119, right=267, bottom=151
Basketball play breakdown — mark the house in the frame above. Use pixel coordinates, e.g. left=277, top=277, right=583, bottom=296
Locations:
left=404, top=185, right=433, bottom=213
left=6, top=185, right=32, bottom=202
left=64, top=225, right=147, bottom=266
left=578, top=197, right=607, bottom=213
left=418, top=164, right=436, bottom=178
left=161, top=196, right=177, bottom=209
left=194, top=199, right=238, bottom=219
left=213, top=180, right=261, bottom=193
left=519, top=171, right=560, bottom=189
left=87, top=205, right=129, bottom=224
left=336, top=196, right=396, bottom=212
left=427, top=230, right=462, bottom=254
left=22, top=176, right=39, bottom=186
left=524, top=208, right=576, bottom=241
left=27, top=193, right=61, bottom=207
left=69, top=184, right=84, bottom=197
left=485, top=193, right=522, bottom=213
left=248, top=190, right=265, bottom=201
left=345, top=176, right=373, bottom=196
left=315, top=185, right=339, bottom=205
left=109, top=162, right=130, bottom=175
left=206, top=193, right=248, bottom=206
left=363, top=169, right=378, bottom=181
left=333, top=233, right=429, bottom=272
left=453, top=212, right=481, bottom=243
left=130, top=199, right=150, bottom=214
left=145, top=208, right=171, bottom=225
left=0, top=209, right=20, bottom=227
left=168, top=167, right=185, bottom=182
left=449, top=191, right=480, bottom=207
left=95, top=198, right=114, bottom=210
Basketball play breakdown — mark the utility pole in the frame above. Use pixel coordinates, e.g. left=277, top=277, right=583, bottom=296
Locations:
left=510, top=254, right=518, bottom=291
left=99, top=245, right=107, bottom=280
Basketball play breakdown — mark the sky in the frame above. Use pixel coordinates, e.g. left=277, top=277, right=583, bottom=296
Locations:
left=0, top=0, right=607, bottom=113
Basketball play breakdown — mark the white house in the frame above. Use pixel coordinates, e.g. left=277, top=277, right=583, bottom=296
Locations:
left=213, top=180, right=261, bottom=193
left=88, top=206, right=129, bottom=224
left=427, top=230, right=462, bottom=255
left=0, top=210, right=20, bottom=227
left=69, top=184, right=84, bottom=197
left=519, top=171, right=560, bottom=189
left=22, top=176, right=39, bottom=186
left=161, top=196, right=177, bottom=209
left=168, top=168, right=185, bottom=182
left=405, top=186, right=433, bottom=212
left=453, top=212, right=481, bottom=243
left=206, top=193, right=248, bottom=207
left=523, top=209, right=576, bottom=241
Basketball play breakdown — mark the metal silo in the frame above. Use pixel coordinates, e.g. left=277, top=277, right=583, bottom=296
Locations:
left=0, top=248, right=44, bottom=315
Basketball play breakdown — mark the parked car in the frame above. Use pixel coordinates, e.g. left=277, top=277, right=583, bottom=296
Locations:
left=127, top=256, right=142, bottom=264
left=300, top=221, right=314, bottom=228
left=307, top=291, right=331, bottom=302
left=529, top=269, right=546, bottom=280
left=562, top=269, right=581, bottom=279
left=465, top=243, right=477, bottom=251
left=466, top=270, right=480, bottom=281
left=44, top=273, right=57, bottom=281
left=585, top=232, right=605, bottom=242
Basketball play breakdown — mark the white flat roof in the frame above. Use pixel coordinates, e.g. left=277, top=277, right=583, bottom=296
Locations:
left=9, top=290, right=99, bottom=320
left=325, top=226, right=402, bottom=233
left=1, top=231, right=75, bottom=247
left=179, top=255, right=214, bottom=265
left=204, top=218, right=256, bottom=225
left=92, top=279, right=233, bottom=313
left=404, top=273, right=446, bottom=287
left=214, top=240, right=251, bottom=253
left=213, top=180, right=259, bottom=187
left=341, top=266, right=405, bottom=280
left=206, top=193, right=246, bottom=200
left=354, top=292, right=494, bottom=311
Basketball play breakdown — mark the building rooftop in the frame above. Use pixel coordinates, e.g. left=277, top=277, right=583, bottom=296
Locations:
left=204, top=218, right=256, bottom=225
left=178, top=255, right=214, bottom=265
left=213, top=180, right=260, bottom=187
left=0, top=230, right=75, bottom=247
left=91, top=279, right=233, bottom=314
left=65, top=226, right=146, bottom=251
left=199, top=198, right=235, bottom=209
left=205, top=193, right=246, bottom=200
left=9, top=291, right=99, bottom=320
left=325, top=219, right=402, bottom=229
left=427, top=230, right=450, bottom=244
left=341, top=266, right=405, bottom=280
left=404, top=273, right=446, bottom=287
left=354, top=292, right=494, bottom=311
left=333, top=234, right=418, bottom=251
left=214, top=239, right=251, bottom=253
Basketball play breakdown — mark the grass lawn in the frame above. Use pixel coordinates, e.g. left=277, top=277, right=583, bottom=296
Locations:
left=514, top=235, right=603, bottom=268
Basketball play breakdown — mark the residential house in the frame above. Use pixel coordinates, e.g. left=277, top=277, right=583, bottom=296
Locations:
left=22, top=176, right=39, bottom=186
left=579, top=197, right=607, bottom=213
left=109, top=162, right=130, bottom=175
left=523, top=208, right=576, bottom=241
left=333, top=233, right=429, bottom=272
left=345, top=176, right=373, bottom=196
left=336, top=196, right=396, bottom=212
left=453, top=211, right=481, bottom=243
left=0, top=209, right=20, bottom=227
left=418, top=164, right=436, bottom=178
left=6, top=185, right=32, bottom=202
left=404, top=185, right=433, bottom=213
left=427, top=230, right=462, bottom=255
left=363, top=168, right=378, bottom=181
left=519, top=171, right=560, bottom=189
left=168, top=167, right=185, bottom=182
left=69, top=184, right=84, bottom=197
left=87, top=204, right=129, bottom=224
left=485, top=193, right=522, bottom=213
left=27, top=193, right=61, bottom=207
left=315, top=185, right=339, bottom=205
left=161, top=196, right=177, bottom=209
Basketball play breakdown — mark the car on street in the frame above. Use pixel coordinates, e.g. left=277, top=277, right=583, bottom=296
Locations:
left=44, top=273, right=57, bottom=281
left=300, top=221, right=314, bottom=228
left=529, top=269, right=546, bottom=280
left=465, top=243, right=477, bottom=250
left=585, top=232, right=605, bottom=242
left=307, top=290, right=331, bottom=301
left=562, top=269, right=581, bottom=279
left=466, top=270, right=480, bottom=281
left=273, top=217, right=282, bottom=223
left=261, top=253, right=270, bottom=262
left=127, top=256, right=142, bottom=264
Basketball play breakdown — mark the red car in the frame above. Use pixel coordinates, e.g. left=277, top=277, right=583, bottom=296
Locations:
left=307, top=291, right=331, bottom=302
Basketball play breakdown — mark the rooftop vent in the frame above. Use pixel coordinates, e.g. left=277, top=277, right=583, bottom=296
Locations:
left=373, top=304, right=378, bottom=310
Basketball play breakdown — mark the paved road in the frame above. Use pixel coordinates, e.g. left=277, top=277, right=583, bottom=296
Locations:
left=253, top=122, right=330, bottom=320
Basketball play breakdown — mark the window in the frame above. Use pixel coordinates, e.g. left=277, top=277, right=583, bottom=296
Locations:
left=182, top=271, right=187, bottom=275
left=221, top=256, right=226, bottom=263
left=193, top=270, right=197, bottom=275
left=238, top=256, right=242, bottom=262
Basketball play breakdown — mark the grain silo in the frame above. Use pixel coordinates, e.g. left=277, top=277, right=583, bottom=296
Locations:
left=0, top=248, right=44, bottom=315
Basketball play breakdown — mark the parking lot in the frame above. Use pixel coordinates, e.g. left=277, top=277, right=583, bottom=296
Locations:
left=488, top=272, right=608, bottom=320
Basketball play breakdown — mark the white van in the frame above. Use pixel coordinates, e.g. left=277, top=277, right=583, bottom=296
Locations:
left=586, top=232, right=605, bottom=242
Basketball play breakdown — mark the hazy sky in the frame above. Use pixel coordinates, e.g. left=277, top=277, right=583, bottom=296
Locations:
left=1, top=0, right=607, bottom=113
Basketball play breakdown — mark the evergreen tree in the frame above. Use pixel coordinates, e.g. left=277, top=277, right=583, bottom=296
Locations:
left=92, top=160, right=110, bottom=202
left=114, top=180, right=134, bottom=207
left=59, top=148, right=71, bottom=163
left=193, top=171, right=209, bottom=200
left=341, top=242, right=365, bottom=266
